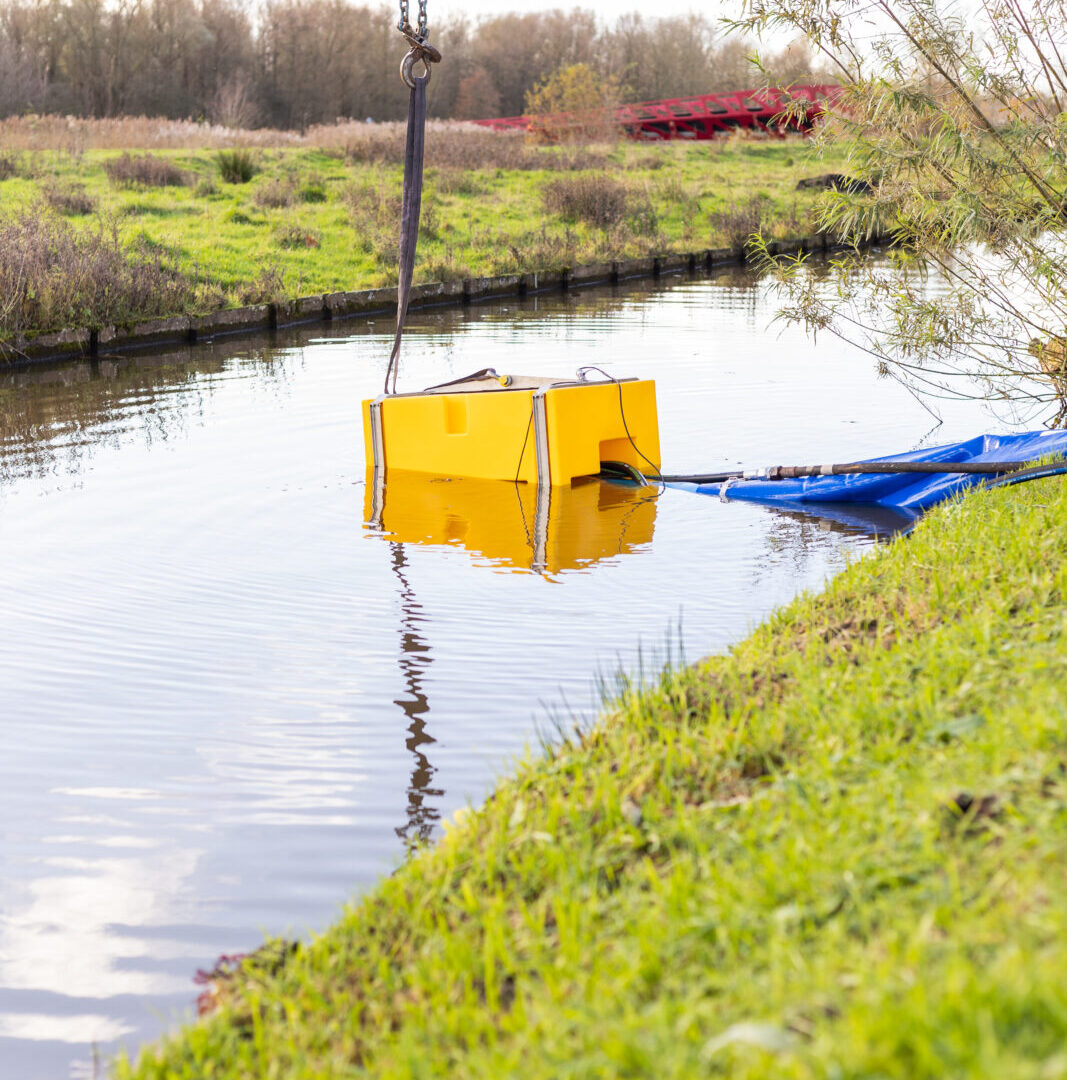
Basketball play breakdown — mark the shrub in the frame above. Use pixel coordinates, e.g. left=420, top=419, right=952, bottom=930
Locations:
left=344, top=180, right=404, bottom=268
left=104, top=152, right=191, bottom=187
left=0, top=211, right=195, bottom=339
left=192, top=281, right=228, bottom=311
left=432, top=170, right=489, bottom=197
left=238, top=264, right=285, bottom=304
left=194, top=176, right=218, bottom=197
left=276, top=224, right=320, bottom=249
left=40, top=180, right=97, bottom=216
left=0, top=152, right=20, bottom=180
left=298, top=181, right=328, bottom=203
left=216, top=149, right=258, bottom=184
left=525, top=63, right=626, bottom=143
left=223, top=208, right=262, bottom=225
left=252, top=177, right=294, bottom=208
left=420, top=198, right=440, bottom=240
left=656, top=174, right=687, bottom=204
left=709, top=195, right=765, bottom=254
left=344, top=181, right=401, bottom=228
left=627, top=192, right=659, bottom=237
left=764, top=200, right=804, bottom=242
left=503, top=224, right=582, bottom=270
left=419, top=252, right=471, bottom=281
left=543, top=173, right=631, bottom=227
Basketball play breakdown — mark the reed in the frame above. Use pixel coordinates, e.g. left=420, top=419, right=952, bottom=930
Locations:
left=215, top=148, right=258, bottom=184
left=0, top=114, right=610, bottom=167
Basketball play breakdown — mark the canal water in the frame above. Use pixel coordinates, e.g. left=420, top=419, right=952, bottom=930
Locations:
left=0, top=266, right=1014, bottom=1078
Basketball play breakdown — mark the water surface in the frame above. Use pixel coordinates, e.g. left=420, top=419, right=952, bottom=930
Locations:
left=0, top=267, right=1012, bottom=1077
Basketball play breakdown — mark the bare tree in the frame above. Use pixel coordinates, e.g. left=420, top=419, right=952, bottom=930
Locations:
left=0, top=37, right=46, bottom=114
left=0, top=2, right=830, bottom=131
left=603, top=13, right=717, bottom=102
left=210, top=74, right=258, bottom=128
left=453, top=67, right=500, bottom=121
left=467, top=9, right=599, bottom=117
left=734, top=0, right=1067, bottom=423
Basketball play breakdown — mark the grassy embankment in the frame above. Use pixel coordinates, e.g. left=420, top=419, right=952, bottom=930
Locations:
left=0, top=119, right=852, bottom=340
left=119, top=472, right=1067, bottom=1079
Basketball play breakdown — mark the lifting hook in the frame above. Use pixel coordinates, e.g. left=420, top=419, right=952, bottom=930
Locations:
left=400, top=28, right=441, bottom=88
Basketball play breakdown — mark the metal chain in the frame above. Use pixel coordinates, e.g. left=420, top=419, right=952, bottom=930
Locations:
left=398, top=0, right=427, bottom=39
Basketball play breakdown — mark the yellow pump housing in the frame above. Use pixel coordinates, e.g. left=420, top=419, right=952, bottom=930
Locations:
left=362, top=371, right=660, bottom=486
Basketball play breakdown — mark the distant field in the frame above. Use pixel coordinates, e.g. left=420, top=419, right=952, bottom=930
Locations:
left=0, top=121, right=853, bottom=336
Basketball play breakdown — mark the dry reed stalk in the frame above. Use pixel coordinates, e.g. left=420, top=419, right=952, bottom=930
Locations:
left=0, top=115, right=616, bottom=170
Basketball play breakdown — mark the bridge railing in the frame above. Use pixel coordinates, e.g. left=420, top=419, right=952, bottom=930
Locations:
left=470, top=84, right=841, bottom=140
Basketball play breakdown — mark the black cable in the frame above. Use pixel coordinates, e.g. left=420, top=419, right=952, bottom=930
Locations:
left=616, top=380, right=663, bottom=482
left=575, top=365, right=664, bottom=493
left=513, top=407, right=533, bottom=485
left=654, top=470, right=742, bottom=484
left=599, top=460, right=647, bottom=484
left=512, top=476, right=534, bottom=553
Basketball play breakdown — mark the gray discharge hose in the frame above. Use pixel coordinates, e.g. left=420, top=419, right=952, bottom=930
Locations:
left=651, top=460, right=1050, bottom=484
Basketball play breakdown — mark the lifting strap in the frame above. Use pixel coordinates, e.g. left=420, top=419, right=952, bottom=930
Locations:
left=384, top=39, right=437, bottom=396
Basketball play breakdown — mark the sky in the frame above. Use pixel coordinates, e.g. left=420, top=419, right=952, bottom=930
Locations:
left=432, top=0, right=728, bottom=25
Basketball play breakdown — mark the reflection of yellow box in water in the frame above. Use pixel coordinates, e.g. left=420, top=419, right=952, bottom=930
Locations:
left=365, top=471, right=657, bottom=574
left=362, top=372, right=660, bottom=485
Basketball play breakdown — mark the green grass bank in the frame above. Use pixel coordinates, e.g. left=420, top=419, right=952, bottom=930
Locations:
left=118, top=475, right=1067, bottom=1079
left=0, top=132, right=850, bottom=341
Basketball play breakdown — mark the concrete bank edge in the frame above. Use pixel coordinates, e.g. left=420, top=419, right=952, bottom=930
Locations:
left=6, top=233, right=882, bottom=367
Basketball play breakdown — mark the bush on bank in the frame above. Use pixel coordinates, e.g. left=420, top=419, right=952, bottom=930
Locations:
left=119, top=474, right=1067, bottom=1079
left=0, top=211, right=197, bottom=337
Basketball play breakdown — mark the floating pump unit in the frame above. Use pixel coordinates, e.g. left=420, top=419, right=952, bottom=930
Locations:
left=362, top=369, right=661, bottom=487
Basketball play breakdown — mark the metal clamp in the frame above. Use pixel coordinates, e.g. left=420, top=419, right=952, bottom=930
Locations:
left=369, top=396, right=386, bottom=475
left=531, top=386, right=556, bottom=488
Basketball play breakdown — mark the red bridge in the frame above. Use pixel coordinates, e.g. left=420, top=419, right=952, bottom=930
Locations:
left=471, top=84, right=839, bottom=140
